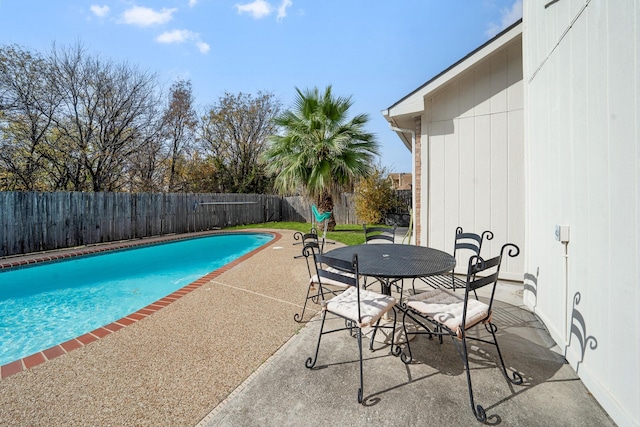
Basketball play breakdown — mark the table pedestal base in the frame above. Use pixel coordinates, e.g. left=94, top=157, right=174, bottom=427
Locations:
left=363, top=319, right=416, bottom=345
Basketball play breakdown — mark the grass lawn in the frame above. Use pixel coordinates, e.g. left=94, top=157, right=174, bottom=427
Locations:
left=225, top=222, right=366, bottom=246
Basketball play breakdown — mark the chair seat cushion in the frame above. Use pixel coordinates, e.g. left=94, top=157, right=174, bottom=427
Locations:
left=406, top=289, right=490, bottom=338
left=310, top=267, right=353, bottom=288
left=324, top=287, right=396, bottom=328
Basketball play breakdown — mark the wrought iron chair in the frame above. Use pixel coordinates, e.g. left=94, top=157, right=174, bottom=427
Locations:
left=292, top=230, right=322, bottom=259
left=363, top=224, right=396, bottom=244
left=362, top=224, right=396, bottom=291
left=293, top=241, right=352, bottom=322
left=397, top=243, right=523, bottom=423
left=412, top=227, right=493, bottom=295
left=305, top=251, right=397, bottom=404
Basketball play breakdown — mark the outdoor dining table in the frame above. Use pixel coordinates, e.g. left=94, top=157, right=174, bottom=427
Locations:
left=323, top=243, right=456, bottom=295
left=323, top=243, right=456, bottom=344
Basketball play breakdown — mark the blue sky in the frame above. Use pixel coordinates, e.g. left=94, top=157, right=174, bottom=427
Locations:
left=0, top=0, right=522, bottom=173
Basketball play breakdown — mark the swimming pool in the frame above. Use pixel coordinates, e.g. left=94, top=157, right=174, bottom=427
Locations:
left=0, top=233, right=273, bottom=368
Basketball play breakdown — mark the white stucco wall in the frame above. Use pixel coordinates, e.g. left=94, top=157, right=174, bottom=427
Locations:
left=523, top=1, right=639, bottom=425
left=421, top=37, right=525, bottom=281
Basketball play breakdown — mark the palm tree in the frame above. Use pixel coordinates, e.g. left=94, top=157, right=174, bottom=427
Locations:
left=264, top=86, right=379, bottom=230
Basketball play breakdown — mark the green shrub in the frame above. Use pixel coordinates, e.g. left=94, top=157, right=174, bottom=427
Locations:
left=354, top=164, right=397, bottom=224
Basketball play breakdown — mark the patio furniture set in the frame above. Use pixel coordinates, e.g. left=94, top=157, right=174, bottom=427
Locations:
left=293, top=225, right=523, bottom=423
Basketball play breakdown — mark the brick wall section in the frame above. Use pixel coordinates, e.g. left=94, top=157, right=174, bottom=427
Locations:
left=414, top=116, right=422, bottom=245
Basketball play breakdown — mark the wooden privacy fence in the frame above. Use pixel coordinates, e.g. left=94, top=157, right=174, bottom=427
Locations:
left=0, top=192, right=280, bottom=257
left=283, top=193, right=359, bottom=225
left=0, top=191, right=410, bottom=257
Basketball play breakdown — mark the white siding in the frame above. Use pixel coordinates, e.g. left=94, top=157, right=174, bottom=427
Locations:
left=524, top=1, right=639, bottom=426
left=421, top=38, right=525, bottom=280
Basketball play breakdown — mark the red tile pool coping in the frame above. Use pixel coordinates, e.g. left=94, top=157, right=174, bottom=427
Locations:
left=0, top=230, right=281, bottom=380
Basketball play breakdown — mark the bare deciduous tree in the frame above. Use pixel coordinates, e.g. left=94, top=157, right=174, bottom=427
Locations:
left=123, top=111, right=166, bottom=192
left=49, top=43, right=163, bottom=191
left=0, top=45, right=59, bottom=190
left=199, top=91, right=280, bottom=193
left=163, top=79, right=197, bottom=192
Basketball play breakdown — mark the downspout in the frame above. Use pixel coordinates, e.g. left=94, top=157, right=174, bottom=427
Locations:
left=389, top=125, right=417, bottom=245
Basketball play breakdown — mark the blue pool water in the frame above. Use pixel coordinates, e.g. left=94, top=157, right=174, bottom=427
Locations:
left=0, top=233, right=272, bottom=366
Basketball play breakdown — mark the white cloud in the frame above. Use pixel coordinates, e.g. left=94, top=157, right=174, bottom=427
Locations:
left=236, top=0, right=272, bottom=19
left=276, top=0, right=292, bottom=22
left=156, top=29, right=195, bottom=44
left=189, top=0, right=198, bottom=6
left=196, top=41, right=210, bottom=54
left=122, top=6, right=177, bottom=27
left=486, top=0, right=522, bottom=38
left=156, top=29, right=210, bottom=55
left=90, top=5, right=110, bottom=18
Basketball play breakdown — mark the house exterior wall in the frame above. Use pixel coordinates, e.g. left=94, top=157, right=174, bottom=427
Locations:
left=419, top=37, right=524, bottom=280
left=523, top=1, right=639, bottom=426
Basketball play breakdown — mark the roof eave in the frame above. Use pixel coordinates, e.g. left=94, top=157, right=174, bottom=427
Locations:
left=385, top=19, right=523, bottom=119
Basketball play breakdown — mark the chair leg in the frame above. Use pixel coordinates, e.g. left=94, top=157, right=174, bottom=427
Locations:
left=451, top=323, right=524, bottom=423
left=294, top=282, right=315, bottom=322
left=368, top=318, right=382, bottom=351
left=453, top=334, right=487, bottom=423
left=486, top=322, right=524, bottom=385
left=305, top=310, right=327, bottom=369
left=367, top=307, right=398, bottom=353
left=396, top=280, right=407, bottom=307
left=399, top=310, right=414, bottom=363
left=313, top=281, right=329, bottom=304
left=357, top=327, right=364, bottom=404
left=345, top=318, right=355, bottom=335
left=389, top=307, right=397, bottom=355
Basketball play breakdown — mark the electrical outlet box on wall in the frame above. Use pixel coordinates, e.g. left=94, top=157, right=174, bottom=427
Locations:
left=555, top=225, right=570, bottom=243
